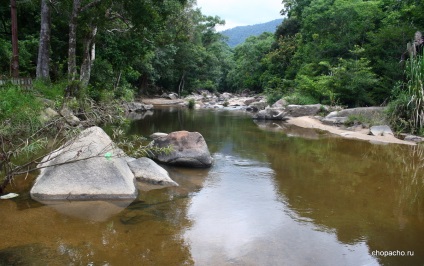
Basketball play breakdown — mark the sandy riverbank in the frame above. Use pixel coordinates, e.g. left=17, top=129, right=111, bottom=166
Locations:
left=286, top=116, right=415, bottom=146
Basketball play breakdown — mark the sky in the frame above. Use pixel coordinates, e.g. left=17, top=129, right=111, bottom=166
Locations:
left=195, top=0, right=284, bottom=31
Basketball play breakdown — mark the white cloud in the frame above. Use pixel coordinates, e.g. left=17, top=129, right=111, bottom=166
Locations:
left=196, top=0, right=283, bottom=30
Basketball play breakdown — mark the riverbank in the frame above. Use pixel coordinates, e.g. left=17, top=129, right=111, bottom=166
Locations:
left=286, top=116, right=416, bottom=145
left=140, top=93, right=418, bottom=146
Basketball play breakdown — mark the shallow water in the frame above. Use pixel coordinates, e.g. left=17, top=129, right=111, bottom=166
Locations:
left=1, top=107, right=423, bottom=265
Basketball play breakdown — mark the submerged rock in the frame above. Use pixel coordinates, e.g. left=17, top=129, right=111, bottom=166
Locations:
left=30, top=126, right=137, bottom=201
left=152, top=131, right=213, bottom=168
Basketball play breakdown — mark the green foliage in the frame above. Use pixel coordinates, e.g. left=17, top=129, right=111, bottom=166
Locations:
left=33, top=79, right=66, bottom=103
left=111, top=127, right=173, bottom=158
left=388, top=55, right=424, bottom=134
left=0, top=85, right=43, bottom=138
left=405, top=55, right=424, bottom=130
left=283, top=92, right=318, bottom=105
left=187, top=98, right=195, bottom=109
left=386, top=88, right=414, bottom=133
left=227, top=32, right=274, bottom=92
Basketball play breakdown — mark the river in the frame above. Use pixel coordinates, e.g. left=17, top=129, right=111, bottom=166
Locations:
left=0, top=107, right=423, bottom=265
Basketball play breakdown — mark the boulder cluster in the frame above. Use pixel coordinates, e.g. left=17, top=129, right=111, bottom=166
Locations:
left=31, top=126, right=212, bottom=202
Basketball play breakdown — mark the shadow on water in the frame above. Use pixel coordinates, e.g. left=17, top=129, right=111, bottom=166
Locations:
left=1, top=107, right=423, bottom=265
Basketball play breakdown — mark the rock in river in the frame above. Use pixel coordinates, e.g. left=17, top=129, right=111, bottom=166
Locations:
left=127, top=157, right=178, bottom=187
left=30, top=126, right=137, bottom=201
left=152, top=131, right=213, bottom=168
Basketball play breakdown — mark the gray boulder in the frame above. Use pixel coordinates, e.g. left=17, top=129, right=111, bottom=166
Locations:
left=124, top=102, right=153, bottom=113
left=128, top=158, right=178, bottom=187
left=60, top=106, right=80, bottom=126
left=39, top=107, right=59, bottom=123
left=30, top=126, right=137, bottom=201
left=126, top=110, right=154, bottom=120
left=369, top=125, right=393, bottom=136
left=321, top=117, right=348, bottom=125
left=253, top=107, right=288, bottom=120
left=401, top=134, right=424, bottom=143
left=285, top=104, right=322, bottom=117
left=150, top=132, right=168, bottom=140
left=249, top=101, right=268, bottom=111
left=271, top=99, right=288, bottom=108
left=152, top=131, right=213, bottom=168
left=326, top=107, right=385, bottom=119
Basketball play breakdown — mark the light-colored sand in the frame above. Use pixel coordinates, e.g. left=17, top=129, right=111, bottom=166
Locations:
left=286, top=116, right=416, bottom=146
left=141, top=98, right=184, bottom=105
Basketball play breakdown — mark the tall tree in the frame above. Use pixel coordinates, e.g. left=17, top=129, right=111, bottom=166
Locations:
left=36, top=0, right=51, bottom=80
left=10, top=0, right=19, bottom=77
left=67, top=0, right=81, bottom=81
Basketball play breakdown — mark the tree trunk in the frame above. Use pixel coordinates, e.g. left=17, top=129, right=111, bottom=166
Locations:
left=10, top=0, right=19, bottom=78
left=36, top=0, right=51, bottom=80
left=178, top=72, right=185, bottom=98
left=67, top=0, right=81, bottom=81
left=80, top=25, right=97, bottom=86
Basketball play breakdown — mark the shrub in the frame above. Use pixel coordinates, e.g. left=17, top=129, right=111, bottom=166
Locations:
left=0, top=85, right=43, bottom=138
left=188, top=99, right=195, bottom=109
left=283, top=92, right=318, bottom=105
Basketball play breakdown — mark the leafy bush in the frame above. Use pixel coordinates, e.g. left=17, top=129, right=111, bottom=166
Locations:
left=283, top=92, right=318, bottom=105
left=0, top=85, right=43, bottom=137
left=405, top=55, right=424, bottom=130
left=386, top=89, right=413, bottom=133
left=188, top=99, right=196, bottom=109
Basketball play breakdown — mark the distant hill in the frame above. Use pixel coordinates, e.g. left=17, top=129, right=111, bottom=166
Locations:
left=221, top=19, right=284, bottom=48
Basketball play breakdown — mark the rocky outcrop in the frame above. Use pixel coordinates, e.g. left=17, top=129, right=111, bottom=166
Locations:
left=30, top=126, right=137, bottom=201
left=127, top=157, right=178, bottom=187
left=124, top=102, right=153, bottom=113
left=326, top=107, right=385, bottom=119
left=285, top=104, right=322, bottom=117
left=152, top=131, right=213, bottom=168
left=253, top=107, right=288, bottom=120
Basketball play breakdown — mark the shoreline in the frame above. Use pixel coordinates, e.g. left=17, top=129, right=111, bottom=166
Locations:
left=139, top=96, right=416, bottom=146
left=286, top=116, right=415, bottom=146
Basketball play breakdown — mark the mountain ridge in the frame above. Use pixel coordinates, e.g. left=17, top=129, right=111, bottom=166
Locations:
left=221, top=18, right=284, bottom=48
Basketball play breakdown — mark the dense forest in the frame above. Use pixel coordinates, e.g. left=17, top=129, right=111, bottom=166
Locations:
left=0, top=0, right=424, bottom=131
left=221, top=18, right=283, bottom=48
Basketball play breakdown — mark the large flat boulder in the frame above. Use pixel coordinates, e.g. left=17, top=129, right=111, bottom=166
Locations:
left=152, top=131, right=213, bottom=168
left=30, top=126, right=137, bottom=201
left=326, top=107, right=385, bottom=119
left=285, top=104, right=322, bottom=117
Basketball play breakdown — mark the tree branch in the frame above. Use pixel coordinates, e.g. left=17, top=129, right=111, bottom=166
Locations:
left=80, top=0, right=102, bottom=13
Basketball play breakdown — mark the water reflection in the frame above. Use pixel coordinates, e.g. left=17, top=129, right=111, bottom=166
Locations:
left=184, top=153, right=378, bottom=265
left=39, top=200, right=134, bottom=222
left=1, top=107, right=424, bottom=265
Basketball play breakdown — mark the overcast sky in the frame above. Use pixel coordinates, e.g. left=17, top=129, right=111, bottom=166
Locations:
left=195, top=0, right=284, bottom=31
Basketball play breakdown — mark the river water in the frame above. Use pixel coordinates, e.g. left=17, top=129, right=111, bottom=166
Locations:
left=0, top=107, right=423, bottom=265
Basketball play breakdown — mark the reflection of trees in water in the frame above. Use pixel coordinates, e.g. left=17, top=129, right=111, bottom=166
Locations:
left=395, top=145, right=424, bottom=225
left=364, top=144, right=424, bottom=225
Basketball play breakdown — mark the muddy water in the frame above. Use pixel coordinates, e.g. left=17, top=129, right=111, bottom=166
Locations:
left=1, top=107, right=423, bottom=265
